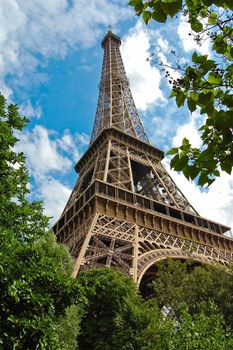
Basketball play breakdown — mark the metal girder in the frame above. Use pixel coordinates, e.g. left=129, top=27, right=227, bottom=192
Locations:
left=90, top=31, right=148, bottom=144
left=69, top=213, right=232, bottom=281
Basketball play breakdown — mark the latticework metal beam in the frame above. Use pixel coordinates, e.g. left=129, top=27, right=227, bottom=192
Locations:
left=90, top=30, right=149, bottom=144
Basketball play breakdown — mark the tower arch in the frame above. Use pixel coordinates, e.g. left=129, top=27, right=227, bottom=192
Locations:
left=137, top=248, right=218, bottom=285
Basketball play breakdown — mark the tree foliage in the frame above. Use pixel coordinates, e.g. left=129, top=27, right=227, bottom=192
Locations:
left=55, top=305, right=82, bottom=350
left=0, top=94, right=49, bottom=239
left=129, top=0, right=233, bottom=186
left=77, top=268, right=141, bottom=349
left=77, top=267, right=233, bottom=350
left=0, top=94, right=82, bottom=349
left=150, top=259, right=233, bottom=326
left=77, top=268, right=173, bottom=350
left=169, top=304, right=233, bottom=350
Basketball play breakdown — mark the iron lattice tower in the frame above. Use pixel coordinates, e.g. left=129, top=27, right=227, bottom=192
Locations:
left=53, top=31, right=233, bottom=284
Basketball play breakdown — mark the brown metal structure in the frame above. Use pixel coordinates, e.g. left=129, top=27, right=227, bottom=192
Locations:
left=53, top=30, right=233, bottom=284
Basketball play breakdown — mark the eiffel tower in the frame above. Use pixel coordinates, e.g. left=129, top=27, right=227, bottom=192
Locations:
left=53, top=30, right=233, bottom=286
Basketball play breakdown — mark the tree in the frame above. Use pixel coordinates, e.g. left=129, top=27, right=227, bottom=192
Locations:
left=0, top=94, right=48, bottom=239
left=77, top=268, right=141, bottom=350
left=77, top=267, right=233, bottom=350
left=169, top=304, right=233, bottom=350
left=141, top=302, right=233, bottom=350
left=150, top=259, right=233, bottom=326
left=55, top=305, right=82, bottom=350
left=0, top=94, right=82, bottom=349
left=77, top=268, right=178, bottom=350
left=129, top=0, right=233, bottom=186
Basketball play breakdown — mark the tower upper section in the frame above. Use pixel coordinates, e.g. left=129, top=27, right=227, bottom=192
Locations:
left=90, top=30, right=149, bottom=144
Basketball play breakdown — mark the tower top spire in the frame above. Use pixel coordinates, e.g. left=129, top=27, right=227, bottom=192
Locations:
left=91, top=29, right=149, bottom=144
left=101, top=29, right=121, bottom=48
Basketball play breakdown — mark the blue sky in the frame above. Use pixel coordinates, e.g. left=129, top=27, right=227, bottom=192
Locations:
left=1, top=0, right=232, bottom=232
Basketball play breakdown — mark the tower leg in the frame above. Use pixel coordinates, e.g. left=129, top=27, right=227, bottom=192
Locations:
left=72, top=214, right=99, bottom=278
left=132, top=225, right=139, bottom=282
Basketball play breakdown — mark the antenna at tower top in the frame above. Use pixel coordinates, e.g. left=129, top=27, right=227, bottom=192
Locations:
left=108, top=24, right=112, bottom=32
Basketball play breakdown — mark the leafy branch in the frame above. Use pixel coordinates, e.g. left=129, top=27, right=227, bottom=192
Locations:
left=129, top=0, right=233, bottom=186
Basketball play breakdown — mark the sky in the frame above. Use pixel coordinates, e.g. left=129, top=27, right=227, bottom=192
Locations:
left=1, top=0, right=232, bottom=234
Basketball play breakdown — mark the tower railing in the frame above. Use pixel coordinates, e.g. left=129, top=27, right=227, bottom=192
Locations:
left=54, top=179, right=231, bottom=238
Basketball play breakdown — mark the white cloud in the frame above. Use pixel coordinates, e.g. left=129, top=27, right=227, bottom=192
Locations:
left=150, top=102, right=180, bottom=148
left=17, top=125, right=72, bottom=176
left=16, top=124, right=89, bottom=176
left=19, top=100, right=42, bottom=119
left=0, top=83, right=12, bottom=99
left=168, top=165, right=233, bottom=233
left=17, top=123, right=90, bottom=173
left=15, top=124, right=88, bottom=224
left=76, top=133, right=90, bottom=147
left=0, top=0, right=130, bottom=99
left=57, top=129, right=89, bottom=162
left=172, top=111, right=204, bottom=148
left=121, top=21, right=165, bottom=111
left=38, top=176, right=71, bottom=225
left=157, top=37, right=169, bottom=51
left=178, top=16, right=211, bottom=55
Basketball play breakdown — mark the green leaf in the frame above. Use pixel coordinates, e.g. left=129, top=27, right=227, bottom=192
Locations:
left=176, top=91, right=186, bottom=107
left=198, top=92, right=213, bottom=106
left=230, top=48, right=233, bottom=59
left=212, top=110, right=233, bottom=131
left=190, top=19, right=203, bottom=33
left=194, top=54, right=207, bottom=64
left=170, top=153, right=180, bottom=169
left=170, top=90, right=177, bottom=98
left=208, top=13, right=217, bottom=25
left=192, top=51, right=199, bottom=63
left=189, top=165, right=200, bottom=180
left=221, top=161, right=232, bottom=174
left=213, top=169, right=220, bottom=177
left=128, top=0, right=136, bottom=5
left=152, top=9, right=167, bottom=23
left=183, top=166, right=191, bottom=180
left=202, top=0, right=213, bottom=5
left=190, top=91, right=199, bottom=101
left=213, top=0, right=226, bottom=6
left=224, top=45, right=233, bottom=60
left=213, top=35, right=227, bottom=54
left=167, top=147, right=179, bottom=155
left=208, top=72, right=222, bottom=85
left=188, top=98, right=196, bottom=112
left=160, top=0, right=182, bottom=17
left=221, top=94, right=233, bottom=108
left=131, top=0, right=144, bottom=15
left=143, top=10, right=152, bottom=24
left=172, top=155, right=189, bottom=171
left=198, top=172, right=209, bottom=186
left=181, top=137, right=191, bottom=149
left=199, top=124, right=208, bottom=131
left=151, top=2, right=167, bottom=23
